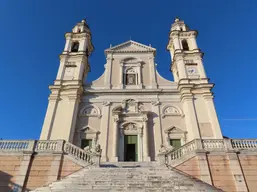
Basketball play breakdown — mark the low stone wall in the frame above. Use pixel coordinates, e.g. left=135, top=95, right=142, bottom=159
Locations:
left=0, top=153, right=83, bottom=191
left=162, top=139, right=257, bottom=192
left=0, top=140, right=99, bottom=191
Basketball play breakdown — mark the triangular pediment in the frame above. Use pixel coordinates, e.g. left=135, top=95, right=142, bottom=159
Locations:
left=105, top=40, right=156, bottom=54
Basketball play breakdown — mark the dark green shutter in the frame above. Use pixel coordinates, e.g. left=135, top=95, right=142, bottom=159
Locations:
left=170, top=139, right=181, bottom=149
left=81, top=139, right=92, bottom=148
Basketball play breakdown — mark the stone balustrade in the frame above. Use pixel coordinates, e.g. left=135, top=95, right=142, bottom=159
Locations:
left=0, top=140, right=100, bottom=166
left=232, top=139, right=257, bottom=149
left=0, top=140, right=35, bottom=152
left=161, top=138, right=257, bottom=166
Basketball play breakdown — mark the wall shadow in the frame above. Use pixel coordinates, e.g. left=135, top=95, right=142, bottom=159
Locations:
left=0, top=171, right=30, bottom=192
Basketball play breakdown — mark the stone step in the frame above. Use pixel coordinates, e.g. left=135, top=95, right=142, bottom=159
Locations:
left=32, top=162, right=222, bottom=192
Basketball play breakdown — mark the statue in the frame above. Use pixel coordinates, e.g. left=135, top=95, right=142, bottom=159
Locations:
left=158, top=144, right=174, bottom=154
left=83, top=146, right=91, bottom=152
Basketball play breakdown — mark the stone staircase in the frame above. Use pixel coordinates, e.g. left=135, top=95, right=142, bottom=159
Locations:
left=32, top=162, right=222, bottom=192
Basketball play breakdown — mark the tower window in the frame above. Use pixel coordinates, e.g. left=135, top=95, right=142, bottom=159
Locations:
left=182, top=39, right=189, bottom=51
left=71, top=41, right=79, bottom=52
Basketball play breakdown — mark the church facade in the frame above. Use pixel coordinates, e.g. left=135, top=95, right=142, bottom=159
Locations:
left=40, top=18, right=223, bottom=162
left=1, top=18, right=257, bottom=192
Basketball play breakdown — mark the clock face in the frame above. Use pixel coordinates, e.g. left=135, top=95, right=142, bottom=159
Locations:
left=187, top=67, right=197, bottom=75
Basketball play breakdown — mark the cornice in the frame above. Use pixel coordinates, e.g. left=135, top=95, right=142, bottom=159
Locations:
left=104, top=40, right=156, bottom=55
left=169, top=30, right=198, bottom=38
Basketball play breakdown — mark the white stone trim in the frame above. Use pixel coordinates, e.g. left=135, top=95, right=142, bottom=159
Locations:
left=161, top=105, right=184, bottom=118
left=79, top=104, right=102, bottom=118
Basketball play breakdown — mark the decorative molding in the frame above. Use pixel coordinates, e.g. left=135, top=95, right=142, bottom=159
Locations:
left=113, top=115, right=119, bottom=122
left=151, top=101, right=161, bottom=106
left=102, top=101, right=111, bottom=106
left=105, top=40, right=156, bottom=54
left=79, top=104, right=101, bottom=118
left=162, top=105, right=183, bottom=118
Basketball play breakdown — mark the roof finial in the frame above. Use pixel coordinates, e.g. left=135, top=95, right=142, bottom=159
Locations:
left=175, top=17, right=180, bottom=22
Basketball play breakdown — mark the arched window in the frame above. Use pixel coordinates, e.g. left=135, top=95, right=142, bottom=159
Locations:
left=71, top=41, right=79, bottom=52
left=182, top=39, right=189, bottom=51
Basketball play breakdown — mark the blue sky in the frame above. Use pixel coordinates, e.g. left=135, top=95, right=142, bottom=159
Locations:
left=0, top=0, right=256, bottom=139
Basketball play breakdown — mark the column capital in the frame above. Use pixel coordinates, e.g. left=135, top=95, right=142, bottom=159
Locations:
left=151, top=100, right=161, bottom=106
left=142, top=115, right=148, bottom=122
left=102, top=101, right=111, bottom=106
left=113, top=115, right=119, bottom=122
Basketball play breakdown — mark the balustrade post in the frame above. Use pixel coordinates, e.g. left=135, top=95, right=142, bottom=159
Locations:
left=56, top=140, right=65, bottom=153
left=26, top=140, right=36, bottom=153
left=224, top=139, right=234, bottom=152
left=195, top=139, right=204, bottom=152
left=157, top=153, right=166, bottom=166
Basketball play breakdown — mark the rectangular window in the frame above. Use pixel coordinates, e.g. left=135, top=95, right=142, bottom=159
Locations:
left=81, top=139, right=92, bottom=149
left=170, top=139, right=181, bottom=149
left=126, top=74, right=136, bottom=85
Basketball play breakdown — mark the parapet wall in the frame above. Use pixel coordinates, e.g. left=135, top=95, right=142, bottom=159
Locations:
left=162, top=139, right=257, bottom=192
left=0, top=140, right=99, bottom=191
left=0, top=139, right=256, bottom=192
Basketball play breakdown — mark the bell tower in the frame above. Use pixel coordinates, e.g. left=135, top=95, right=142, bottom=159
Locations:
left=40, top=19, right=94, bottom=141
left=167, top=17, right=207, bottom=83
left=167, top=18, right=223, bottom=141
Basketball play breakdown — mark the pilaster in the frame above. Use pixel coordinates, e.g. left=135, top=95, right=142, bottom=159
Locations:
left=99, top=101, right=111, bottom=161
left=112, top=115, right=119, bottom=162
left=104, top=56, right=113, bottom=89
left=227, top=152, right=248, bottom=192
left=40, top=89, right=60, bottom=140
left=203, top=93, right=223, bottom=139
left=179, top=85, right=201, bottom=141
left=143, top=115, right=150, bottom=161
left=151, top=101, right=163, bottom=160
left=148, top=56, right=157, bottom=89
left=196, top=151, right=213, bottom=185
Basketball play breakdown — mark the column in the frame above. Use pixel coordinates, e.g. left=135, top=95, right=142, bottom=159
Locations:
left=204, top=95, right=223, bottom=139
left=112, top=115, right=119, bottom=162
left=99, top=101, right=110, bottom=162
left=143, top=116, right=150, bottom=161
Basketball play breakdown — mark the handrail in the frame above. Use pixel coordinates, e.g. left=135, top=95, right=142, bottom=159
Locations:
left=165, top=139, right=198, bottom=164
left=163, top=138, right=257, bottom=165
left=64, top=141, right=99, bottom=165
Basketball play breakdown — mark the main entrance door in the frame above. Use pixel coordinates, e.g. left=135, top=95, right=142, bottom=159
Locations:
left=124, top=135, right=138, bottom=161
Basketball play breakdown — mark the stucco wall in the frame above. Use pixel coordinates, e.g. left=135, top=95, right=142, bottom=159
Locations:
left=176, top=156, right=201, bottom=180
left=208, top=155, right=237, bottom=192
left=239, top=154, right=257, bottom=192
left=0, top=153, right=83, bottom=192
